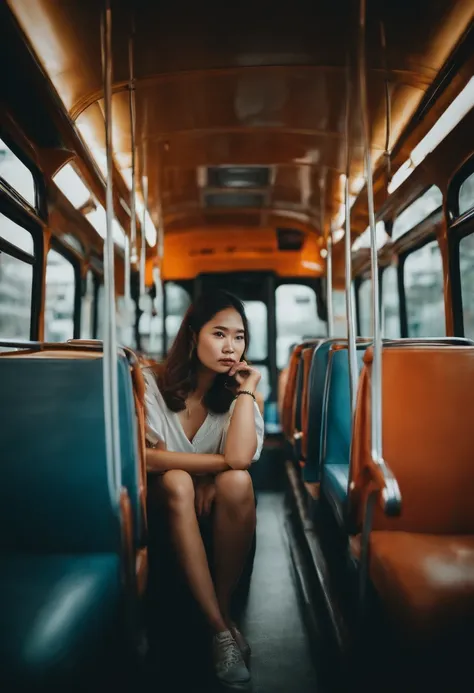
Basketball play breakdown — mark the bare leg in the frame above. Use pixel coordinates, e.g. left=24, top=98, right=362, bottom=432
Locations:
left=213, top=470, right=256, bottom=626
left=155, top=470, right=227, bottom=634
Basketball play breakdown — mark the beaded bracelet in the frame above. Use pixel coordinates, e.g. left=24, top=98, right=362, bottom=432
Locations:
left=235, top=390, right=256, bottom=402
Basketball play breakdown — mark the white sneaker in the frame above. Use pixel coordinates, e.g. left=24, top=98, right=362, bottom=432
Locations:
left=230, top=623, right=251, bottom=665
left=212, top=630, right=252, bottom=690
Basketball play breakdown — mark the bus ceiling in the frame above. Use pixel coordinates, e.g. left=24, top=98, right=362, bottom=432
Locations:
left=3, top=0, right=474, bottom=286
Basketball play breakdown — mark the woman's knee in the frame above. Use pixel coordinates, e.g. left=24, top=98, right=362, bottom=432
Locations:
left=161, top=470, right=195, bottom=507
left=215, top=470, right=254, bottom=506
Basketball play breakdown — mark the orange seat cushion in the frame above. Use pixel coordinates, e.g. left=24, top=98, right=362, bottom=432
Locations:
left=366, top=531, right=474, bottom=640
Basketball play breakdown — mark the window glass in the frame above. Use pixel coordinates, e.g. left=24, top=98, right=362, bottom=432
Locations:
left=459, top=172, right=474, bottom=217
left=59, top=233, right=85, bottom=257
left=332, top=289, right=347, bottom=337
left=276, top=284, right=326, bottom=368
left=53, top=164, right=90, bottom=209
left=381, top=265, right=401, bottom=338
left=0, top=138, right=36, bottom=206
left=357, top=279, right=372, bottom=336
left=256, top=364, right=270, bottom=402
left=165, top=283, right=191, bottom=351
left=45, top=249, right=76, bottom=341
left=459, top=233, right=474, bottom=339
left=0, top=212, right=34, bottom=254
left=0, top=252, right=32, bottom=339
left=86, top=204, right=126, bottom=248
left=352, top=221, right=389, bottom=251
left=81, top=271, right=94, bottom=339
left=404, top=240, right=444, bottom=337
left=392, top=186, right=442, bottom=241
left=116, top=296, right=135, bottom=348
left=243, top=301, right=267, bottom=362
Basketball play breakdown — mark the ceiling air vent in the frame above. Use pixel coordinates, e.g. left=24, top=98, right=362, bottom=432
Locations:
left=207, top=166, right=270, bottom=189
left=205, top=192, right=264, bottom=208
left=276, top=228, right=304, bottom=251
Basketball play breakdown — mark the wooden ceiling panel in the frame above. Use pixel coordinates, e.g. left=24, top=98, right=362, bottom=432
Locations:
left=7, top=0, right=474, bottom=249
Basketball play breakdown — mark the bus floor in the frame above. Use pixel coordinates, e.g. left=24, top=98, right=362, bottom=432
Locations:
left=144, top=491, right=320, bottom=693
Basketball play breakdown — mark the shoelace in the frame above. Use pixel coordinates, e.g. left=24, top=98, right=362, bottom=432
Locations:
left=214, top=634, right=242, bottom=672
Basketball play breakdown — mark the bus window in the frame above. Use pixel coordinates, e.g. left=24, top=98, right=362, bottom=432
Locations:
left=404, top=240, right=444, bottom=337
left=333, top=289, right=348, bottom=337
left=243, top=300, right=267, bottom=362
left=45, top=249, right=76, bottom=341
left=459, top=232, right=474, bottom=339
left=276, top=284, right=325, bottom=368
left=0, top=213, right=34, bottom=339
left=256, top=365, right=270, bottom=402
left=165, top=282, right=191, bottom=351
left=116, top=296, right=135, bottom=348
left=459, top=172, right=474, bottom=217
left=392, top=186, right=442, bottom=241
left=381, top=264, right=401, bottom=338
left=0, top=138, right=36, bottom=207
left=81, top=270, right=94, bottom=339
left=53, top=164, right=91, bottom=209
left=357, top=279, right=371, bottom=336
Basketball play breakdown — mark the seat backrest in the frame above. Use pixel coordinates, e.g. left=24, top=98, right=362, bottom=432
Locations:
left=281, top=345, right=303, bottom=439
left=351, top=345, right=474, bottom=534
left=1, top=345, right=146, bottom=549
left=281, top=340, right=321, bottom=441
left=320, top=345, right=366, bottom=473
left=301, top=347, right=317, bottom=460
left=277, top=367, right=289, bottom=420
left=292, top=354, right=306, bottom=456
left=0, top=353, right=138, bottom=553
left=303, top=339, right=343, bottom=482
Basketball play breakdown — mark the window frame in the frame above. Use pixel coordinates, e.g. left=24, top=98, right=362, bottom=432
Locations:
left=275, top=280, right=325, bottom=370
left=399, top=233, right=444, bottom=338
left=0, top=192, right=44, bottom=340
left=447, top=154, right=474, bottom=337
left=448, top=217, right=474, bottom=338
left=447, top=155, right=474, bottom=222
left=0, top=129, right=46, bottom=219
left=46, top=239, right=82, bottom=340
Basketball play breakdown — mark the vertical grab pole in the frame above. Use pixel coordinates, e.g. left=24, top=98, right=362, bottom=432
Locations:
left=359, top=0, right=382, bottom=464
left=344, top=62, right=358, bottom=415
left=128, top=23, right=138, bottom=274
left=322, top=173, right=334, bottom=337
left=101, top=0, right=122, bottom=505
left=140, top=175, right=147, bottom=300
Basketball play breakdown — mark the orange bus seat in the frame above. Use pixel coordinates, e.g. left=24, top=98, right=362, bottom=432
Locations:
left=350, top=345, right=474, bottom=641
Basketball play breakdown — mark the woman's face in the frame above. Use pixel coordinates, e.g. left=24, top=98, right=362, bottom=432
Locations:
left=196, top=308, right=246, bottom=374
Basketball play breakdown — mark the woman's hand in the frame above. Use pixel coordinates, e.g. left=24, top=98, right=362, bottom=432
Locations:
left=195, top=478, right=216, bottom=516
left=228, top=360, right=261, bottom=392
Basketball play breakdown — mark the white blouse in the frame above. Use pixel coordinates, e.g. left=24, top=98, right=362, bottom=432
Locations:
left=143, top=369, right=264, bottom=462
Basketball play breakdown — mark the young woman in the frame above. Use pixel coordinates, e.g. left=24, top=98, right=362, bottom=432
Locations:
left=143, top=290, right=264, bottom=691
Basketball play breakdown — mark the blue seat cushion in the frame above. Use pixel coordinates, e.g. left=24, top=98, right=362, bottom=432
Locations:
left=322, top=464, right=349, bottom=529
left=0, top=553, right=121, bottom=686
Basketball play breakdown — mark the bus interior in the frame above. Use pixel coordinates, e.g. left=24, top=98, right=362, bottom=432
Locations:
left=1, top=1, right=474, bottom=691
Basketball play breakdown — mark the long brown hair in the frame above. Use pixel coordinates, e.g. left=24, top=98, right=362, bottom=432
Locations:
left=148, top=290, right=250, bottom=414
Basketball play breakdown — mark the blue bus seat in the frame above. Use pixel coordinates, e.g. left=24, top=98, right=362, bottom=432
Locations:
left=4, top=343, right=148, bottom=593
left=303, top=339, right=343, bottom=483
left=0, top=354, right=137, bottom=686
left=319, top=346, right=366, bottom=528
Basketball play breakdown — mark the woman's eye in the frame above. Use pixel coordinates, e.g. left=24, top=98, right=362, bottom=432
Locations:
left=214, top=331, right=225, bottom=338
left=236, top=335, right=245, bottom=341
